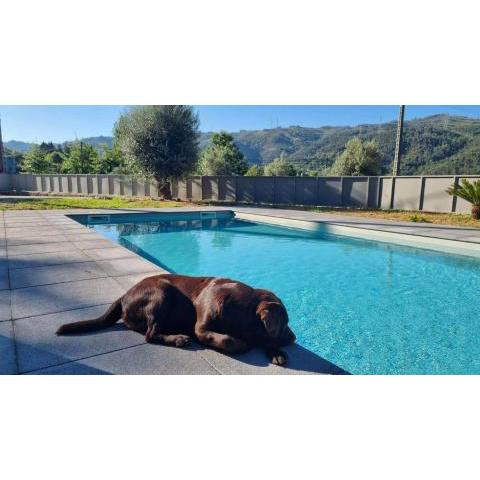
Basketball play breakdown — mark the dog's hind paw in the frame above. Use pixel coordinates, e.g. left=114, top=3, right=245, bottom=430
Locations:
left=174, top=335, right=191, bottom=348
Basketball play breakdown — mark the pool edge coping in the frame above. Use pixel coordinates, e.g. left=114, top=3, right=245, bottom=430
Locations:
left=233, top=211, right=480, bottom=258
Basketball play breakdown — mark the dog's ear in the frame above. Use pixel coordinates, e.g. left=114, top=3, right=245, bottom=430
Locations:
left=257, top=302, right=282, bottom=337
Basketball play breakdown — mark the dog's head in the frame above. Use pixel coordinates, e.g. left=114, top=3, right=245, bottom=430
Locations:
left=256, top=300, right=296, bottom=346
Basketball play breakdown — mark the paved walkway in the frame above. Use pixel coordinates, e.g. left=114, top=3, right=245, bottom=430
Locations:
left=1, top=205, right=479, bottom=375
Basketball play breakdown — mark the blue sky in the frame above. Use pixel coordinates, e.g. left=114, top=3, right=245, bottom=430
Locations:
left=1, top=105, right=480, bottom=143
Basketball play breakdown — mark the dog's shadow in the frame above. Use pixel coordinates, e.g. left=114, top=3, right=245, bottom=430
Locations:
left=217, top=343, right=349, bottom=375
left=72, top=323, right=348, bottom=375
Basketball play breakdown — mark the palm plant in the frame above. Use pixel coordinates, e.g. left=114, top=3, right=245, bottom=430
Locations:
left=447, top=179, right=480, bottom=219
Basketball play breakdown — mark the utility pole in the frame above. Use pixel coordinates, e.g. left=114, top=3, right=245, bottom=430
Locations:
left=0, top=117, right=4, bottom=173
left=392, top=105, right=405, bottom=176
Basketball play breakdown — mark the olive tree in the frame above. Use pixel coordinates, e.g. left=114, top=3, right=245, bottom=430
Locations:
left=329, top=137, right=381, bottom=176
left=263, top=155, right=297, bottom=176
left=115, top=105, right=200, bottom=197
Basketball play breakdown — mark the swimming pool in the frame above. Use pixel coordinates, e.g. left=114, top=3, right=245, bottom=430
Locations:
left=73, top=212, right=480, bottom=374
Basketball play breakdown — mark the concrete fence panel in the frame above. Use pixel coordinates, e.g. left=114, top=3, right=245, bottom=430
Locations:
left=201, top=177, right=218, bottom=201
left=380, top=178, right=393, bottom=209
left=367, top=177, right=380, bottom=208
left=236, top=177, right=255, bottom=203
left=342, top=177, right=369, bottom=207
left=318, top=177, right=342, bottom=206
left=295, top=177, right=318, bottom=205
left=422, top=177, right=455, bottom=213
left=0, top=173, right=11, bottom=191
left=191, top=177, right=202, bottom=201
left=254, top=177, right=275, bottom=203
left=393, top=177, right=422, bottom=210
left=275, top=177, right=295, bottom=204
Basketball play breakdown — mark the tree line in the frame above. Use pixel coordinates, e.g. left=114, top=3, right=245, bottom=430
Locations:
left=15, top=106, right=382, bottom=195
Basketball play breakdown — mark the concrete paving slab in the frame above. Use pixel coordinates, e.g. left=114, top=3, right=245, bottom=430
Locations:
left=8, top=249, right=91, bottom=270
left=14, top=305, right=145, bottom=373
left=72, top=239, right=119, bottom=250
left=96, top=257, right=160, bottom=277
left=7, top=234, right=69, bottom=246
left=63, top=231, right=106, bottom=240
left=0, top=269, right=9, bottom=290
left=112, top=272, right=166, bottom=290
left=0, top=321, right=17, bottom=374
left=0, top=290, right=11, bottom=321
left=199, top=343, right=347, bottom=375
left=30, top=343, right=219, bottom=375
left=7, top=241, right=78, bottom=256
left=4, top=221, right=53, bottom=228
left=6, top=227, right=66, bottom=237
left=11, top=277, right=125, bottom=319
left=10, top=261, right=108, bottom=289
left=85, top=246, right=137, bottom=260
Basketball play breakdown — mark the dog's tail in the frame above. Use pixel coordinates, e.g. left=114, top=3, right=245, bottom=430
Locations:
left=56, top=298, right=123, bottom=335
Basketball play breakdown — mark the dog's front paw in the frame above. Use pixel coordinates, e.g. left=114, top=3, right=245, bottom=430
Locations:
left=175, top=335, right=191, bottom=347
left=271, top=351, right=287, bottom=366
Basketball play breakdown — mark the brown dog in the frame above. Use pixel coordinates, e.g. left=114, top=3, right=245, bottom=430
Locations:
left=56, top=274, right=296, bottom=366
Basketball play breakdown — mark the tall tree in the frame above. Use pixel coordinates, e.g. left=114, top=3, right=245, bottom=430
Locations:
left=197, top=131, right=248, bottom=176
left=61, top=141, right=98, bottom=173
left=245, top=164, right=264, bottom=176
left=115, top=105, right=200, bottom=197
left=20, top=145, right=57, bottom=173
left=94, top=144, right=126, bottom=173
left=263, top=155, right=297, bottom=176
left=329, top=137, right=381, bottom=176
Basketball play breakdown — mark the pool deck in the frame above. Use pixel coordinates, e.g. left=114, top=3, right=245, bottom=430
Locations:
left=1, top=205, right=480, bottom=375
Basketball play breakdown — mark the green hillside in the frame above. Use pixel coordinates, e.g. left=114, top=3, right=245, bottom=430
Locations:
left=6, top=114, right=480, bottom=175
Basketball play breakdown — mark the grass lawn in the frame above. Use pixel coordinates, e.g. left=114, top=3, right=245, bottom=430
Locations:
left=0, top=196, right=190, bottom=210
left=309, top=207, right=480, bottom=228
left=1, top=196, right=479, bottom=228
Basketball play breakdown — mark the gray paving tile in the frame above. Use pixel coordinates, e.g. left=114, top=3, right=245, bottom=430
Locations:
left=0, top=290, right=11, bottom=321
left=64, top=229, right=104, bottom=237
left=85, top=246, right=136, bottom=260
left=4, top=221, right=53, bottom=228
left=0, top=268, right=9, bottom=290
left=30, top=343, right=218, bottom=375
left=11, top=277, right=124, bottom=319
left=0, top=321, right=17, bottom=374
left=7, top=234, right=69, bottom=246
left=6, top=227, right=66, bottom=237
left=14, top=304, right=145, bottom=373
left=7, top=242, right=77, bottom=256
left=96, top=257, right=160, bottom=277
left=8, top=249, right=91, bottom=270
left=10, top=261, right=108, bottom=289
left=72, top=239, right=118, bottom=250
left=199, top=344, right=346, bottom=375
left=112, top=272, right=165, bottom=290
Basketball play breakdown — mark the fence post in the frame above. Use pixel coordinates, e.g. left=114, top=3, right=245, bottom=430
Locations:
left=365, top=176, right=370, bottom=208
left=389, top=176, right=396, bottom=210
left=418, top=176, right=426, bottom=211
left=451, top=176, right=459, bottom=213
left=340, top=177, right=345, bottom=207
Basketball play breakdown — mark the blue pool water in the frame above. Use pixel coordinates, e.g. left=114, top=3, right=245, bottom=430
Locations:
left=85, top=214, right=480, bottom=374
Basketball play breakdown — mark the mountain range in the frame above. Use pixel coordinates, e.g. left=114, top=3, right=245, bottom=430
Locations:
left=5, top=114, right=480, bottom=175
